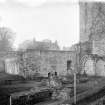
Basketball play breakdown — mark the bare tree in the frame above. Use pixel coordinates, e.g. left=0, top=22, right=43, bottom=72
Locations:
left=88, top=3, right=105, bottom=41
left=0, top=27, right=15, bottom=52
left=81, top=3, right=105, bottom=54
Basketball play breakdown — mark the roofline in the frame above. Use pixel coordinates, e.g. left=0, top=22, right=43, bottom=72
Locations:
left=26, top=49, right=76, bottom=53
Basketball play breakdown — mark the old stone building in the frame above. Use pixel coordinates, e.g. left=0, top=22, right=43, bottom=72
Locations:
left=80, top=2, right=105, bottom=76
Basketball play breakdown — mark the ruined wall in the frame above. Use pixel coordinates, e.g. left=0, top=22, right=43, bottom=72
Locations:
left=0, top=50, right=77, bottom=77
left=23, top=50, right=76, bottom=76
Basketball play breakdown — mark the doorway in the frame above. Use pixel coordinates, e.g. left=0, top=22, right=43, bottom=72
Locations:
left=67, top=60, right=72, bottom=70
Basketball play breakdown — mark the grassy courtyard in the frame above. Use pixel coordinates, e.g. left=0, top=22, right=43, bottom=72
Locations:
left=0, top=72, right=105, bottom=105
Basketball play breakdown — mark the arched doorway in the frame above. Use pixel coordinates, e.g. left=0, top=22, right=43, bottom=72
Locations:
left=80, top=55, right=95, bottom=75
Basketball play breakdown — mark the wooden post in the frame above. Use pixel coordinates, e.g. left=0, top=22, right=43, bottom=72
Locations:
left=10, top=96, right=12, bottom=105
left=74, top=73, right=76, bottom=104
left=74, top=50, right=77, bottom=104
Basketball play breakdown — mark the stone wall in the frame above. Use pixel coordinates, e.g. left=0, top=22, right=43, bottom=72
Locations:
left=0, top=50, right=77, bottom=77
left=92, top=39, right=105, bottom=56
left=22, top=50, right=77, bottom=76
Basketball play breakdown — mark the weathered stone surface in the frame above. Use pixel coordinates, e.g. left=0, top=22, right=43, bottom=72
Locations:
left=21, top=50, right=77, bottom=77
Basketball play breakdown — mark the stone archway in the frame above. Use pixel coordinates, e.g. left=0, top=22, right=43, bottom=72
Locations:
left=80, top=55, right=95, bottom=75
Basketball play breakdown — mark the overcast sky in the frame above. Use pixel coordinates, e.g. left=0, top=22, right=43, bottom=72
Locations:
left=0, top=0, right=79, bottom=49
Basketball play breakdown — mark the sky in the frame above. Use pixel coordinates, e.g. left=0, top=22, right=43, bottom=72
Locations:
left=0, top=0, right=79, bottom=49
